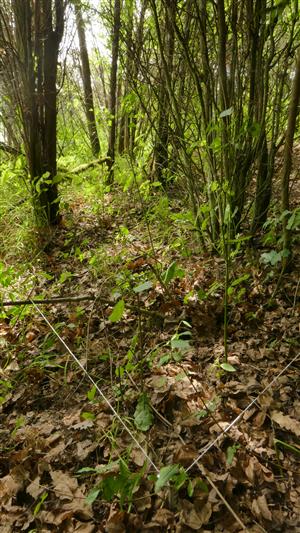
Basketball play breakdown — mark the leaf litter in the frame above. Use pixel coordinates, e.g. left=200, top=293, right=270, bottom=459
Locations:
left=0, top=191, right=299, bottom=532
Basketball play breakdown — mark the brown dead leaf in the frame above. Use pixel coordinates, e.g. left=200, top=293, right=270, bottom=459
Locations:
left=152, top=508, right=174, bottom=526
left=252, top=494, right=272, bottom=521
left=26, top=330, right=37, bottom=342
left=50, top=470, right=78, bottom=500
left=44, top=440, right=65, bottom=461
left=174, top=444, right=197, bottom=466
left=76, top=439, right=97, bottom=460
left=271, top=410, right=300, bottom=437
left=26, top=476, right=42, bottom=499
left=105, top=510, right=126, bottom=533
left=0, top=474, right=23, bottom=503
left=73, top=524, right=95, bottom=532
left=253, top=410, right=267, bottom=427
left=179, top=499, right=212, bottom=530
left=131, top=446, right=146, bottom=467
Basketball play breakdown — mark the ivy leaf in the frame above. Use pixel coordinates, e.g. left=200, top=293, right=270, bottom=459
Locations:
left=109, top=299, right=125, bottom=322
left=134, top=393, right=153, bottom=432
left=155, top=464, right=180, bottom=492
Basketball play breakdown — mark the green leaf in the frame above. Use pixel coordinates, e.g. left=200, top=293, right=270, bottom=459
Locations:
left=226, top=444, right=240, bottom=465
left=260, top=250, right=282, bottom=266
left=287, top=208, right=300, bottom=230
left=77, top=467, right=98, bottom=474
left=133, top=280, right=153, bottom=293
left=155, top=464, right=180, bottom=492
left=173, top=470, right=188, bottom=490
left=59, top=271, right=73, bottom=284
left=163, top=261, right=185, bottom=284
left=86, top=487, right=101, bottom=505
left=33, top=492, right=48, bottom=516
left=230, top=273, right=250, bottom=287
left=220, top=107, right=233, bottom=118
left=220, top=363, right=236, bottom=372
left=171, top=338, right=191, bottom=352
left=81, top=411, right=95, bottom=420
left=109, top=299, right=125, bottom=322
left=224, top=204, right=231, bottom=225
left=87, top=385, right=97, bottom=401
left=78, top=461, right=119, bottom=476
left=274, top=438, right=300, bottom=456
left=210, top=180, right=219, bottom=192
left=134, top=393, right=154, bottom=432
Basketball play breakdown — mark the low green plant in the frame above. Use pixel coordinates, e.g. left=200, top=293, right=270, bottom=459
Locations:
left=78, top=459, right=147, bottom=511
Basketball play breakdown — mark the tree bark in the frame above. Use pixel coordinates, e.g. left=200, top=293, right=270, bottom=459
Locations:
left=10, top=0, right=65, bottom=225
left=74, top=1, right=101, bottom=157
left=107, top=0, right=121, bottom=184
left=281, top=50, right=300, bottom=268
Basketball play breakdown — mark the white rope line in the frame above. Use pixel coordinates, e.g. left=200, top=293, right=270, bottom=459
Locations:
left=31, top=301, right=160, bottom=473
left=185, top=350, right=300, bottom=472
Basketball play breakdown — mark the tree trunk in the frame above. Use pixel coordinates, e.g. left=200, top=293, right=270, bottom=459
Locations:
left=281, top=50, right=300, bottom=269
left=153, top=0, right=175, bottom=185
left=10, top=0, right=65, bottom=225
left=74, top=1, right=100, bottom=157
left=107, top=0, right=121, bottom=184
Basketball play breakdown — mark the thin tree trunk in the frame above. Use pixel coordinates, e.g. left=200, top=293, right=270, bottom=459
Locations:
left=107, top=0, right=121, bottom=184
left=281, top=50, right=300, bottom=269
left=74, top=1, right=100, bottom=157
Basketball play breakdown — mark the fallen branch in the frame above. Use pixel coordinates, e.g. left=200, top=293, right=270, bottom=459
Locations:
left=1, top=295, right=96, bottom=306
left=62, top=157, right=111, bottom=175
left=1, top=295, right=165, bottom=320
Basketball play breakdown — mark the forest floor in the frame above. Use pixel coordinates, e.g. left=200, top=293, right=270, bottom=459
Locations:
left=0, top=181, right=299, bottom=533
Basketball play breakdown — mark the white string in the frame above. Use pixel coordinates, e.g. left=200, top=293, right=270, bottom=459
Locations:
left=185, top=350, right=300, bottom=472
left=31, top=301, right=159, bottom=473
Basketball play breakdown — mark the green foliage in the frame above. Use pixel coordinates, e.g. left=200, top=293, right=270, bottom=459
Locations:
left=133, top=280, right=153, bottom=293
left=220, top=362, right=236, bottom=372
left=155, top=464, right=188, bottom=492
left=0, top=262, right=16, bottom=287
left=79, top=460, right=146, bottom=510
left=0, top=379, right=13, bottom=405
left=163, top=261, right=185, bottom=285
left=33, top=492, right=48, bottom=516
left=260, top=249, right=289, bottom=266
left=134, top=393, right=154, bottom=432
left=109, top=299, right=125, bottom=322
left=226, top=444, right=240, bottom=465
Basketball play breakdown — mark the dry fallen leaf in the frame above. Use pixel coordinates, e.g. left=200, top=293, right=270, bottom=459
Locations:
left=180, top=499, right=212, bottom=530
left=26, top=476, right=42, bottom=499
left=50, top=470, right=78, bottom=500
left=271, top=410, right=300, bottom=437
left=252, top=494, right=272, bottom=521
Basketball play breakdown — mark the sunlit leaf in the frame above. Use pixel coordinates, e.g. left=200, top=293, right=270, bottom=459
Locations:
left=220, top=363, right=236, bottom=372
left=109, top=299, right=125, bottom=322
left=155, top=464, right=180, bottom=492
